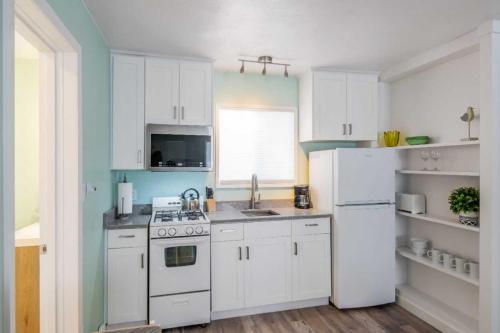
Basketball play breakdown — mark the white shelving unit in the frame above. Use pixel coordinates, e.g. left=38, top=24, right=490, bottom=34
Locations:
left=396, top=284, right=478, bottom=333
left=393, top=141, right=480, bottom=150
left=398, top=211, right=480, bottom=233
left=396, top=170, right=480, bottom=177
left=395, top=141, right=480, bottom=332
left=397, top=247, right=479, bottom=286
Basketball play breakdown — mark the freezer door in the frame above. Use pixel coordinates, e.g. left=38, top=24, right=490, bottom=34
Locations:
left=332, top=204, right=395, bottom=308
left=334, top=148, right=395, bottom=205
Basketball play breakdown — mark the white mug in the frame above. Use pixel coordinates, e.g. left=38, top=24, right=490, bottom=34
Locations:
left=465, top=261, right=479, bottom=279
left=439, top=252, right=454, bottom=269
left=452, top=257, right=467, bottom=274
left=427, top=249, right=442, bottom=265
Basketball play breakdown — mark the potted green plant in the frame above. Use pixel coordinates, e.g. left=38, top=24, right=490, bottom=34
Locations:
left=448, top=187, right=480, bottom=226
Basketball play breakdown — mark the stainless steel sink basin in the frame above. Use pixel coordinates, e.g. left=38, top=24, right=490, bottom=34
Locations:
left=240, top=209, right=280, bottom=217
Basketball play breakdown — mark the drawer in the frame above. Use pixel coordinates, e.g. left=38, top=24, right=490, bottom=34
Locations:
left=108, top=229, right=148, bottom=248
left=292, top=218, right=330, bottom=235
left=149, top=291, right=210, bottom=329
left=211, top=223, right=244, bottom=242
left=244, top=220, right=291, bottom=239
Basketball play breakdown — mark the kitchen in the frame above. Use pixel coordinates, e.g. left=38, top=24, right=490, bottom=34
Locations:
left=1, top=1, right=499, bottom=333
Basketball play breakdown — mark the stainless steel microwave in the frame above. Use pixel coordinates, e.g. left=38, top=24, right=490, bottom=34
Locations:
left=146, top=124, right=213, bottom=171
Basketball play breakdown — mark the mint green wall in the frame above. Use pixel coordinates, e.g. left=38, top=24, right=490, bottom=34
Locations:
left=46, top=1, right=112, bottom=332
left=113, top=71, right=353, bottom=204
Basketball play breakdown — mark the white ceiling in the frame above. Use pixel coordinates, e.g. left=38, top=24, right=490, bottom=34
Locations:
left=84, top=0, right=500, bottom=75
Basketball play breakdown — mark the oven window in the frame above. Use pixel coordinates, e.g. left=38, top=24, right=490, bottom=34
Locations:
left=165, top=246, right=197, bottom=267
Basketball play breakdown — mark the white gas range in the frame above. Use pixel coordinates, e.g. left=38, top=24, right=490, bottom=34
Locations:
left=148, top=197, right=211, bottom=330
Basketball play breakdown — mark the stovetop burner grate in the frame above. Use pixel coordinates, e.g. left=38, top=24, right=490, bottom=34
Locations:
left=152, top=209, right=206, bottom=223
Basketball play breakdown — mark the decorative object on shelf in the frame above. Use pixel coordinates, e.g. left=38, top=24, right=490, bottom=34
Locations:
left=410, top=238, right=428, bottom=257
left=396, top=193, right=426, bottom=214
left=449, top=187, right=480, bottom=226
left=430, top=150, right=441, bottom=171
left=406, top=135, right=430, bottom=145
left=419, top=150, right=430, bottom=170
left=383, top=130, right=400, bottom=147
left=460, top=106, right=479, bottom=142
left=238, top=56, right=290, bottom=78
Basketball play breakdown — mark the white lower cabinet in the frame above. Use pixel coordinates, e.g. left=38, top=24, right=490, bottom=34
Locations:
left=292, top=234, right=331, bottom=301
left=107, top=229, right=148, bottom=325
left=211, top=218, right=331, bottom=315
left=244, top=237, right=292, bottom=307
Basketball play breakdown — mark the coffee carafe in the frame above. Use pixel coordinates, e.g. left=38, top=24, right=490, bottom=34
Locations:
left=294, top=185, right=311, bottom=209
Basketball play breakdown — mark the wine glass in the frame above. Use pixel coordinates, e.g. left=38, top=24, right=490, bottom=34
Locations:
left=420, top=150, right=430, bottom=171
left=430, top=150, right=441, bottom=171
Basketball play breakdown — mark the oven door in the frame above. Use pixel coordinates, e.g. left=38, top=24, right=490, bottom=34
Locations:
left=150, top=235, right=210, bottom=296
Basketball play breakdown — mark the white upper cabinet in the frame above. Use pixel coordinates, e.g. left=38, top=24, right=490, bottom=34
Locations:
left=299, top=71, right=378, bottom=142
left=347, top=74, right=378, bottom=141
left=112, top=55, right=145, bottom=170
left=145, top=58, right=212, bottom=126
left=145, top=58, right=180, bottom=125
left=179, top=61, right=212, bottom=126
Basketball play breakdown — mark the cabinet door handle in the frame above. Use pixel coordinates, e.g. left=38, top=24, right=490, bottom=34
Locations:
left=305, top=223, right=319, bottom=227
left=137, top=149, right=142, bottom=164
left=246, top=246, right=250, bottom=260
left=118, top=235, right=135, bottom=238
left=181, top=106, right=185, bottom=120
left=173, top=105, right=177, bottom=119
left=342, top=124, right=346, bottom=135
left=349, top=123, right=352, bottom=135
left=294, top=242, right=298, bottom=256
left=141, top=253, right=144, bottom=269
left=238, top=246, right=242, bottom=261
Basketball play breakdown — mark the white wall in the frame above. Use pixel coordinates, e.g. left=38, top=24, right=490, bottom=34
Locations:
left=390, top=51, right=480, bottom=143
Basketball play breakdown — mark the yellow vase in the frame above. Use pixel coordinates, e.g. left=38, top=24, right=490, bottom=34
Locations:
left=384, top=130, right=400, bottom=147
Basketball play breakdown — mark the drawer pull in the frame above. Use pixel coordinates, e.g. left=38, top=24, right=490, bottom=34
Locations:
left=294, top=242, right=298, bottom=256
left=305, top=223, right=319, bottom=227
left=238, top=246, right=242, bottom=261
left=118, top=235, right=136, bottom=238
left=220, top=229, right=236, bottom=233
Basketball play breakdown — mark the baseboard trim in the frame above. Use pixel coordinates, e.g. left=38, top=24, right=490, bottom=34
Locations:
left=211, top=297, right=329, bottom=320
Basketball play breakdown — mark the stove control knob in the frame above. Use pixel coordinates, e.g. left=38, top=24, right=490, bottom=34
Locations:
left=185, top=227, right=194, bottom=235
left=157, top=228, right=167, bottom=237
left=195, top=226, right=203, bottom=234
left=167, top=228, right=177, bottom=236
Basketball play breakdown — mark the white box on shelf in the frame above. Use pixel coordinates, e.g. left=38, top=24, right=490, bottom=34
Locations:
left=396, top=193, right=426, bottom=214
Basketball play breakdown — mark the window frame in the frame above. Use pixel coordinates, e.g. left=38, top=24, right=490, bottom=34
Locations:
left=215, top=104, right=298, bottom=188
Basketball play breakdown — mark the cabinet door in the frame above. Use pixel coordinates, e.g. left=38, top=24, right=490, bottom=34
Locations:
left=112, top=55, right=145, bottom=169
left=244, top=237, right=292, bottom=307
left=211, top=241, right=245, bottom=311
left=313, top=72, right=347, bottom=140
left=179, top=61, right=212, bottom=126
left=292, top=234, right=331, bottom=301
left=346, top=74, right=378, bottom=141
left=107, top=246, right=147, bottom=324
left=145, top=58, right=179, bottom=125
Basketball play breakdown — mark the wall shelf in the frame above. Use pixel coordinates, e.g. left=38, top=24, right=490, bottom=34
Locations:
left=393, top=141, right=480, bottom=150
left=396, top=170, right=480, bottom=177
left=397, top=211, right=480, bottom=233
left=397, top=247, right=479, bottom=286
left=396, top=284, right=478, bottom=333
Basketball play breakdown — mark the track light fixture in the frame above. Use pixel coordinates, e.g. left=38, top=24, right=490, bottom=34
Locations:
left=238, top=56, right=290, bottom=78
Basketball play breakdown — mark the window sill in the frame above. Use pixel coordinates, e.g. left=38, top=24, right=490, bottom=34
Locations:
left=216, top=182, right=296, bottom=189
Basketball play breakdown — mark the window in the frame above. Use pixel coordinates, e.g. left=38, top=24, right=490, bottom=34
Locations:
left=217, top=107, right=296, bottom=187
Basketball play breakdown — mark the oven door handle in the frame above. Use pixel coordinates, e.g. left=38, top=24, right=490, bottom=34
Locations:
left=150, top=236, right=209, bottom=246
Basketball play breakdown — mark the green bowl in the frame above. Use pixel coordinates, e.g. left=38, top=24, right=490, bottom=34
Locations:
left=406, top=136, right=430, bottom=145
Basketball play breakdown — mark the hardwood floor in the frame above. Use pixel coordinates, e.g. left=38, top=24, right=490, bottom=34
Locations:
left=164, top=304, right=440, bottom=333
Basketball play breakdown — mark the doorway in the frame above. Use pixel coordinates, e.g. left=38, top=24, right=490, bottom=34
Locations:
left=2, top=0, right=83, bottom=332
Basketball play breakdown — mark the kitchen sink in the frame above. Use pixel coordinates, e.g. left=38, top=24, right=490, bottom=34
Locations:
left=240, top=209, right=280, bottom=217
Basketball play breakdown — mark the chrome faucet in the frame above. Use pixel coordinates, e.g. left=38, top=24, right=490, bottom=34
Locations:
left=249, top=173, right=260, bottom=209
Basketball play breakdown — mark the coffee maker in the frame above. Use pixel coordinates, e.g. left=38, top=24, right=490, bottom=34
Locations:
left=294, top=185, right=311, bottom=209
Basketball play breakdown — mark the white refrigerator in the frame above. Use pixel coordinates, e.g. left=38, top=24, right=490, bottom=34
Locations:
left=309, top=148, right=396, bottom=309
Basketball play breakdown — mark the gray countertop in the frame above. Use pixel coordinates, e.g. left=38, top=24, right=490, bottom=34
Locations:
left=105, top=214, right=151, bottom=229
left=207, top=207, right=331, bottom=224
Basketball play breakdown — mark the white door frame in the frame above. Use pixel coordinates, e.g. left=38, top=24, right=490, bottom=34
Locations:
left=2, top=0, right=83, bottom=332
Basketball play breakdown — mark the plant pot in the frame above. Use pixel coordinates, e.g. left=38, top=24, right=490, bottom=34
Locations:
left=458, top=211, right=479, bottom=227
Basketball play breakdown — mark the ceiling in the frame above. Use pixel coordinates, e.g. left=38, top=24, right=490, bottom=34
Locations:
left=15, top=31, right=39, bottom=60
left=84, top=0, right=500, bottom=75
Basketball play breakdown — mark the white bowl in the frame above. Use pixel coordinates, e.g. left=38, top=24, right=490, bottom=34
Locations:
left=410, top=238, right=429, bottom=248
left=412, top=246, right=427, bottom=257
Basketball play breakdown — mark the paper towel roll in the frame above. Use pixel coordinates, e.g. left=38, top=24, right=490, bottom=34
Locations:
left=118, top=182, right=133, bottom=215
